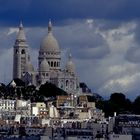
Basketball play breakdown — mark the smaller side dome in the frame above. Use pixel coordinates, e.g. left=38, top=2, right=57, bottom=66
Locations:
left=40, top=59, right=50, bottom=72
left=25, top=61, right=34, bottom=72
left=66, top=54, right=75, bottom=73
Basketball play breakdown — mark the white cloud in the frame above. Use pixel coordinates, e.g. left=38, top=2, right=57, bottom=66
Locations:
left=7, top=28, right=18, bottom=36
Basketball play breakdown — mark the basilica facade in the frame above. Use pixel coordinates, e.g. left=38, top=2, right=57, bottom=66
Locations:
left=13, top=21, right=80, bottom=94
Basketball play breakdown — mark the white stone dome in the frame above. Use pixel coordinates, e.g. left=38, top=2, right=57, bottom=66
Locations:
left=40, top=21, right=60, bottom=53
left=25, top=61, right=34, bottom=72
left=40, top=59, right=50, bottom=71
left=40, top=33, right=60, bottom=52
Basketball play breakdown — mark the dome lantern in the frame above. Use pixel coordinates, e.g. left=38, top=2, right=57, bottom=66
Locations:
left=48, top=20, right=52, bottom=33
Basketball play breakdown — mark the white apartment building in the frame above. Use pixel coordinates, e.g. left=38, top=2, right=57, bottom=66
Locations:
left=0, top=99, right=16, bottom=111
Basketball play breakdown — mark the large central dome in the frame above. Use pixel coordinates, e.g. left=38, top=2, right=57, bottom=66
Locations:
left=40, top=33, right=59, bottom=52
left=38, top=21, right=61, bottom=71
left=40, top=21, right=60, bottom=52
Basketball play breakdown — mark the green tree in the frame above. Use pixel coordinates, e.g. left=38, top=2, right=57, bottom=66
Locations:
left=102, top=93, right=132, bottom=117
left=0, top=83, right=7, bottom=98
left=133, top=96, right=140, bottom=114
left=39, top=82, right=67, bottom=98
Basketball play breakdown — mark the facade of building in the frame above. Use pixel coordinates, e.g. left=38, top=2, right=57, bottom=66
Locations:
left=31, top=102, right=47, bottom=117
left=0, top=99, right=16, bottom=111
left=13, top=21, right=80, bottom=94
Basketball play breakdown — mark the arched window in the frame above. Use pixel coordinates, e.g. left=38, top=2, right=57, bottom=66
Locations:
left=66, top=80, right=69, bottom=87
left=48, top=61, right=50, bottom=66
left=21, top=49, right=25, bottom=54
left=51, top=61, right=53, bottom=67
left=61, top=83, right=63, bottom=89
left=54, top=62, right=56, bottom=67
left=42, top=73, right=45, bottom=77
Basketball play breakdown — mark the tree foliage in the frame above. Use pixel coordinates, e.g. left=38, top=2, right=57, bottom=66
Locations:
left=132, top=96, right=140, bottom=114
left=0, top=79, right=67, bottom=102
left=39, top=82, right=67, bottom=97
left=1, top=79, right=140, bottom=117
left=97, top=93, right=132, bottom=117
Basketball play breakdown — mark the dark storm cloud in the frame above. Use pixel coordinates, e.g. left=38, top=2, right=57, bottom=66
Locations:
left=73, top=45, right=110, bottom=59
left=0, top=19, right=140, bottom=99
left=133, top=20, right=140, bottom=44
left=0, top=0, right=140, bottom=26
left=1, top=0, right=140, bottom=99
left=125, top=46, right=140, bottom=63
left=54, top=21, right=110, bottom=59
left=125, top=21, right=140, bottom=63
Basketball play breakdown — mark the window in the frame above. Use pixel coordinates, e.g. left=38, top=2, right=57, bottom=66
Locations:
left=15, top=49, right=18, bottom=54
left=51, top=61, right=53, bottom=67
left=66, top=80, right=69, bottom=87
left=54, top=62, right=56, bottom=67
left=21, top=49, right=25, bottom=54
left=61, top=84, right=63, bottom=89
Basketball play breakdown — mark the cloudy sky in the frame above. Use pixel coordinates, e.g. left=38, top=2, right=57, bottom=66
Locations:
left=1, top=0, right=140, bottom=99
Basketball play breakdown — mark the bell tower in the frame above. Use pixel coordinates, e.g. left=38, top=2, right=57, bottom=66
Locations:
left=13, top=22, right=29, bottom=79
